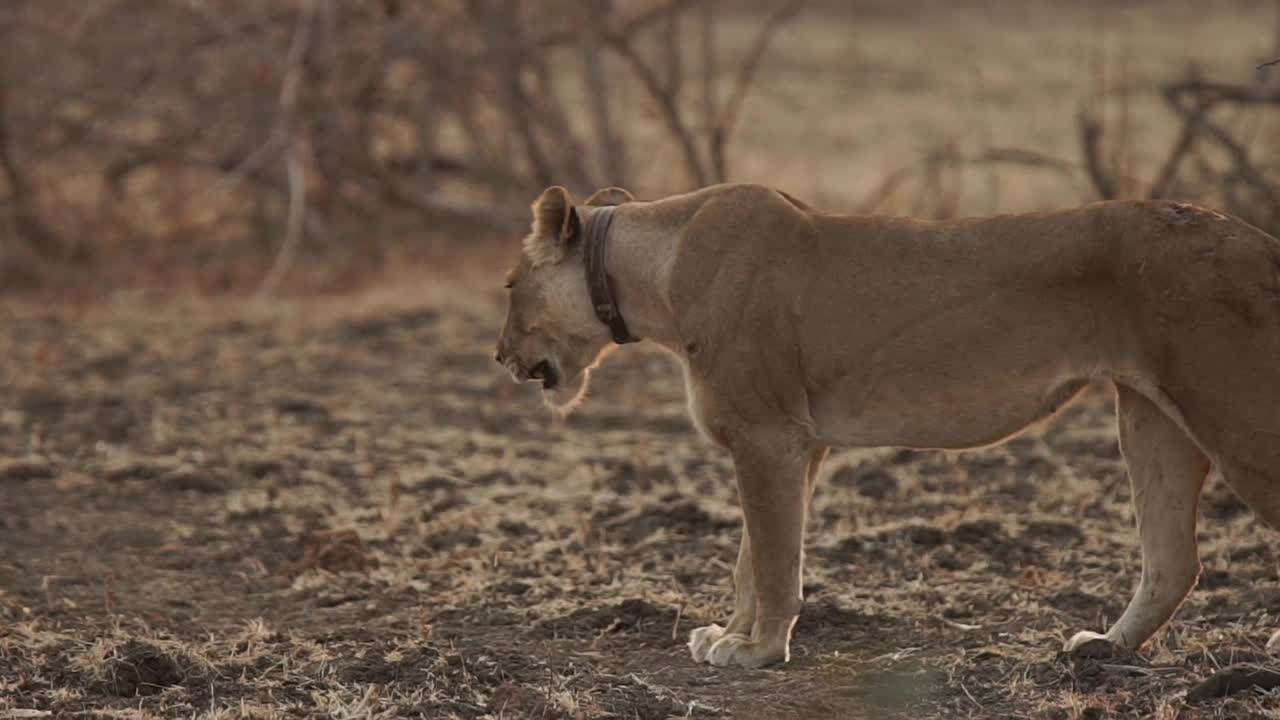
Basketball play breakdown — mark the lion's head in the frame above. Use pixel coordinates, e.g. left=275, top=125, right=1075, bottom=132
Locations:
left=495, top=185, right=634, bottom=415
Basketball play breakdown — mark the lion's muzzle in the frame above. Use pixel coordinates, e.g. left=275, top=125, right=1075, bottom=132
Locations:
left=530, top=360, right=558, bottom=389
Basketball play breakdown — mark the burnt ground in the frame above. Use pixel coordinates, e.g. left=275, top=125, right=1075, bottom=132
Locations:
left=1, top=286, right=1279, bottom=719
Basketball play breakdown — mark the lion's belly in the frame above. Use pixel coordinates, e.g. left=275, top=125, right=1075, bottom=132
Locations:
left=799, top=272, right=1117, bottom=450
left=808, top=374, right=1090, bottom=450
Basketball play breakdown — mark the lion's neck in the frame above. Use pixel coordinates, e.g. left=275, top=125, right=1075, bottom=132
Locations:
left=600, top=209, right=682, bottom=352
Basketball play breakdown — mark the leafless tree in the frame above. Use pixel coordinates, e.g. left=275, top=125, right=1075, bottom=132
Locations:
left=1079, top=66, right=1280, bottom=235
left=0, top=0, right=805, bottom=292
left=7, top=0, right=1278, bottom=293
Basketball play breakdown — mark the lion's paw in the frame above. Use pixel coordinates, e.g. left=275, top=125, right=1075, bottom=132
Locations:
left=706, top=633, right=785, bottom=669
left=688, top=624, right=727, bottom=663
left=1063, top=630, right=1110, bottom=653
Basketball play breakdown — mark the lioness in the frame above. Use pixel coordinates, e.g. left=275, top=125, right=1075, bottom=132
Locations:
left=495, top=182, right=1280, bottom=669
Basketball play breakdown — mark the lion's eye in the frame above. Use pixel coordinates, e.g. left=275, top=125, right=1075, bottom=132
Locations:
left=504, top=282, right=513, bottom=290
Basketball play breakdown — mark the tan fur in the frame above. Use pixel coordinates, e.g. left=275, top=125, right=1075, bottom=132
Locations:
left=523, top=186, right=579, bottom=267
left=583, top=186, right=635, bottom=206
left=496, top=182, right=1280, bottom=669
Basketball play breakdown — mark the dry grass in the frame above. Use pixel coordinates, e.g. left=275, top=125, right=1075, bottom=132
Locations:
left=2, top=272, right=1280, bottom=718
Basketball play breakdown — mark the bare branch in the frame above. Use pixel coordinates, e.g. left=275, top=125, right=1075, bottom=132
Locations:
left=0, top=57, right=66, bottom=259
left=602, top=25, right=709, bottom=186
left=369, top=178, right=526, bottom=231
left=525, top=51, right=595, bottom=191
left=856, top=166, right=916, bottom=215
left=1077, top=107, right=1116, bottom=200
left=1153, top=72, right=1280, bottom=218
left=578, top=0, right=627, bottom=186
left=710, top=0, right=806, bottom=181
left=475, top=1, right=556, bottom=188
left=189, top=134, right=288, bottom=205
left=662, top=6, right=684, bottom=99
left=1165, top=79, right=1280, bottom=107
left=0, top=0, right=830, bottom=291
left=699, top=1, right=717, bottom=124
left=1145, top=107, right=1205, bottom=199
left=255, top=144, right=307, bottom=298
left=413, top=68, right=440, bottom=196
left=972, top=147, right=1076, bottom=177
left=255, top=0, right=318, bottom=299
left=1196, top=119, right=1280, bottom=219
left=531, top=0, right=703, bottom=52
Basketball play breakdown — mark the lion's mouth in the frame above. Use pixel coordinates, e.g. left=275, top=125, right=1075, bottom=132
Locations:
left=530, top=359, right=558, bottom=390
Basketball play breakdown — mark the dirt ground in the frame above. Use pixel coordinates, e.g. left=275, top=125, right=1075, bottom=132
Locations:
left=1, top=281, right=1279, bottom=720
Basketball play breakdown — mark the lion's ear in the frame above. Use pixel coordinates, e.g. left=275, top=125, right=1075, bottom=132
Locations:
left=524, top=186, right=581, bottom=266
left=583, top=186, right=635, bottom=207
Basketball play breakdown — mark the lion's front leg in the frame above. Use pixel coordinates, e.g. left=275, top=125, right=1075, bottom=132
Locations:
left=689, top=524, right=756, bottom=662
left=702, top=434, right=813, bottom=669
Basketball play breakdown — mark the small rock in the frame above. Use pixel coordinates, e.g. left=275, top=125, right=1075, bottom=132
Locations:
left=163, top=465, right=226, bottom=493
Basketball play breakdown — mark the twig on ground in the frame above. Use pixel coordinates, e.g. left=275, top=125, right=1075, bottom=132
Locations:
left=960, top=682, right=981, bottom=709
left=1098, top=663, right=1182, bottom=675
left=942, top=618, right=982, bottom=631
left=103, top=574, right=118, bottom=613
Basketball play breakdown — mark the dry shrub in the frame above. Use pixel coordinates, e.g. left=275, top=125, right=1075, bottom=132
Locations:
left=0, top=1, right=801, bottom=295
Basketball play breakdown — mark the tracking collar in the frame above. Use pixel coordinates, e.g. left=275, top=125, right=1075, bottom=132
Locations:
left=582, top=205, right=641, bottom=345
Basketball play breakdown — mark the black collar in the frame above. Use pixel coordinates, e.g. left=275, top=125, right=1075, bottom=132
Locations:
left=582, top=205, right=641, bottom=345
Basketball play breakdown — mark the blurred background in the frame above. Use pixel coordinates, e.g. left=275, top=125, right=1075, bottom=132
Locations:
left=3, top=0, right=1280, bottom=297
left=7, top=3, right=1280, bottom=717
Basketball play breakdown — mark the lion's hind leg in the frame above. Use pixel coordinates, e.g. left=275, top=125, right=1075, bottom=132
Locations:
left=1065, top=384, right=1210, bottom=652
left=1218, top=458, right=1280, bottom=531
left=1215, top=456, right=1280, bottom=654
